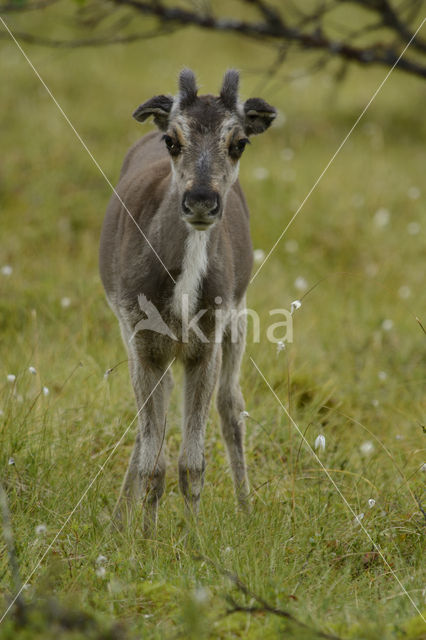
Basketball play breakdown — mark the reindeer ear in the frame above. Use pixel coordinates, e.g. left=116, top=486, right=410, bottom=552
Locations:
left=243, top=98, right=276, bottom=135
left=132, top=95, right=173, bottom=131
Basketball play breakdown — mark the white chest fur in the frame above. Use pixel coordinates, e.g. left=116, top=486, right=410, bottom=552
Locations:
left=172, top=229, right=210, bottom=318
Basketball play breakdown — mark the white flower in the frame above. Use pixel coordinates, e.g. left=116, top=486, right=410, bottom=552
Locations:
left=290, top=300, right=302, bottom=314
left=8, top=457, right=15, bottom=466
left=42, top=386, right=49, bottom=396
left=398, top=286, right=411, bottom=299
left=407, top=186, right=420, bottom=200
left=285, top=240, right=298, bottom=254
left=407, top=222, right=420, bottom=235
left=381, top=319, right=393, bottom=331
left=373, top=208, right=390, bottom=227
left=351, top=193, right=365, bottom=208
left=314, top=434, right=326, bottom=452
left=224, top=546, right=232, bottom=554
left=253, top=167, right=269, bottom=180
left=365, top=263, right=379, bottom=277
left=1, top=265, right=13, bottom=276
left=7, top=374, right=16, bottom=383
left=294, top=276, right=308, bottom=292
left=240, top=410, right=249, bottom=419
left=281, top=147, right=294, bottom=161
left=96, top=566, right=106, bottom=578
left=378, top=371, right=387, bottom=381
left=368, top=499, right=376, bottom=509
left=60, top=297, right=71, bottom=308
left=28, top=366, right=37, bottom=375
left=276, top=340, right=286, bottom=354
left=360, top=441, right=375, bottom=455
left=395, top=434, right=403, bottom=441
left=354, top=513, right=365, bottom=525
left=421, top=463, right=426, bottom=472
left=253, top=249, right=265, bottom=263
left=193, top=587, right=209, bottom=604
left=35, top=524, right=47, bottom=535
left=96, top=554, right=107, bottom=565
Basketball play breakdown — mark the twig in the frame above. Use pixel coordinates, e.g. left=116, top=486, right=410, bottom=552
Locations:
left=0, top=26, right=176, bottom=47
left=1, top=0, right=425, bottom=79
left=414, top=494, right=426, bottom=524
left=416, top=316, right=426, bottom=336
left=359, top=0, right=426, bottom=52
left=113, top=0, right=426, bottom=78
left=197, top=555, right=344, bottom=640
left=0, top=0, right=58, bottom=12
left=0, top=482, right=25, bottom=618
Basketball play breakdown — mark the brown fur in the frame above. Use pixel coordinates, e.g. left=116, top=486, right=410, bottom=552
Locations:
left=99, top=70, right=275, bottom=531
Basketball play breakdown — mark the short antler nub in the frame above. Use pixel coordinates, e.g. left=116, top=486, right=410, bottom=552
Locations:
left=178, top=68, right=198, bottom=108
left=220, top=69, right=239, bottom=110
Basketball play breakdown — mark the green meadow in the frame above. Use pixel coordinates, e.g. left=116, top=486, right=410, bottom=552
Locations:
left=0, top=4, right=425, bottom=639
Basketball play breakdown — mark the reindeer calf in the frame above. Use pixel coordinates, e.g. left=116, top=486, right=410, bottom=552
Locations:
left=99, top=69, right=276, bottom=531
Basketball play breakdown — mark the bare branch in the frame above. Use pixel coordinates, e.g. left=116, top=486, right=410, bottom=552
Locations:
left=225, top=596, right=343, bottom=640
left=414, top=493, right=426, bottom=523
left=1, top=0, right=425, bottom=80
left=242, top=0, right=284, bottom=28
left=341, top=0, right=426, bottom=53
left=113, top=0, right=426, bottom=78
left=0, top=481, right=25, bottom=618
left=0, top=26, right=176, bottom=47
left=198, top=556, right=344, bottom=640
left=0, top=0, right=58, bottom=12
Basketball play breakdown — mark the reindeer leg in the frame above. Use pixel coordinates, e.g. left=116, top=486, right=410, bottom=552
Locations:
left=216, top=307, right=250, bottom=510
left=113, top=330, right=171, bottom=535
left=179, top=345, right=221, bottom=516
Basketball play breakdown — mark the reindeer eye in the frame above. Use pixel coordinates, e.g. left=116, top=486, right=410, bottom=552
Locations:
left=162, top=134, right=181, bottom=157
left=229, top=137, right=250, bottom=159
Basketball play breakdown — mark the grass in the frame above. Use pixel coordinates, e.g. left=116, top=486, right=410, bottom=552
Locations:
left=0, top=4, right=425, bottom=639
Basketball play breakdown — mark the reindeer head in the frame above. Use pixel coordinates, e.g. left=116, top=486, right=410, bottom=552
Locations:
left=133, top=69, right=276, bottom=230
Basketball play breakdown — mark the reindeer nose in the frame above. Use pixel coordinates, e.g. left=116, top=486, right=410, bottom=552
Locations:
left=182, top=188, right=221, bottom=226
